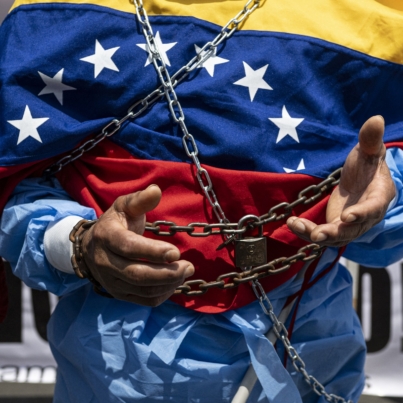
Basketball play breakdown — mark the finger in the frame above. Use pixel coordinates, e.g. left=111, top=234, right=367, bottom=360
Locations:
left=109, top=277, right=184, bottom=299
left=358, top=115, right=385, bottom=157
left=340, top=194, right=391, bottom=224
left=113, top=185, right=162, bottom=218
left=108, top=256, right=195, bottom=286
left=309, top=221, right=365, bottom=245
left=288, top=216, right=364, bottom=246
left=287, top=217, right=319, bottom=243
left=338, top=116, right=387, bottom=195
left=97, top=219, right=181, bottom=262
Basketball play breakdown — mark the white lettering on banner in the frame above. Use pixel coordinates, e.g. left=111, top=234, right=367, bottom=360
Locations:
left=362, top=273, right=372, bottom=341
left=0, top=366, right=56, bottom=383
left=0, top=282, right=57, bottom=383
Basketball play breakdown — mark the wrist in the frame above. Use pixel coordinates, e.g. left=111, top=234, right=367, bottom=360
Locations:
left=69, top=219, right=113, bottom=299
left=69, top=219, right=97, bottom=279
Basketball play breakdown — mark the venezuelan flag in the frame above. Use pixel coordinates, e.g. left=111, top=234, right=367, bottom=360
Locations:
left=1, top=0, right=403, bottom=311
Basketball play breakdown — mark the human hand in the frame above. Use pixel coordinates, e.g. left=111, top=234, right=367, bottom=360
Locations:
left=287, top=115, right=395, bottom=247
left=81, top=185, right=195, bottom=306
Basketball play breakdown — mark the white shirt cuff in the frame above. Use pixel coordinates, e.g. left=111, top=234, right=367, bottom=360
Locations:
left=44, top=216, right=84, bottom=274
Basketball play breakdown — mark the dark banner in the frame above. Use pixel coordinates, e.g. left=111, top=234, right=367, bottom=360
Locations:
left=0, top=262, right=56, bottom=383
left=0, top=259, right=402, bottom=395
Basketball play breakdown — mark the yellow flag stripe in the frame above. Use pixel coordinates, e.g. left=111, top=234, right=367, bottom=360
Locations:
left=10, top=0, right=403, bottom=64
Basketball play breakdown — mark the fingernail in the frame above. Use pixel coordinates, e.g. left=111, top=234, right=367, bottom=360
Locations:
left=164, top=250, right=180, bottom=262
left=345, top=214, right=357, bottom=223
left=185, top=265, right=195, bottom=278
left=315, top=233, right=327, bottom=242
left=294, top=221, right=305, bottom=233
left=147, top=184, right=158, bottom=189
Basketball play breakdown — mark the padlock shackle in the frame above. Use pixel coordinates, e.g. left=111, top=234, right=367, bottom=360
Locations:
left=237, top=214, right=260, bottom=230
left=236, top=214, right=264, bottom=240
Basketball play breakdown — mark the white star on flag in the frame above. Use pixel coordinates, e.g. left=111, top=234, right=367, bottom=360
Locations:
left=283, top=159, right=305, bottom=173
left=194, top=45, right=229, bottom=77
left=38, top=68, right=76, bottom=105
left=234, top=62, right=272, bottom=101
left=269, top=105, right=304, bottom=143
left=8, top=105, right=49, bottom=145
left=137, top=32, right=176, bottom=67
left=80, top=40, right=120, bottom=78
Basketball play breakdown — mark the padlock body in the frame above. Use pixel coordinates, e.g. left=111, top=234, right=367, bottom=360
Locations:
left=235, top=237, right=267, bottom=268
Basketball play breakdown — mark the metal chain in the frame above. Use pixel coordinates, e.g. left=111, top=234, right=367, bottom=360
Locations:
left=132, top=0, right=262, bottom=224
left=43, top=88, right=164, bottom=177
left=251, top=280, right=354, bottom=403
left=43, top=1, right=351, bottom=400
left=174, top=243, right=323, bottom=295
left=43, top=0, right=263, bottom=180
left=168, top=168, right=341, bottom=296
left=144, top=168, right=342, bottom=241
left=132, top=3, right=352, bottom=402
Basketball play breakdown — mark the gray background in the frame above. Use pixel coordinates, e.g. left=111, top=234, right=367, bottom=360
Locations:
left=0, top=1, right=13, bottom=24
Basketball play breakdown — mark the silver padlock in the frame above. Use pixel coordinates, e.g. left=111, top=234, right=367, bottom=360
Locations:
left=235, top=215, right=267, bottom=268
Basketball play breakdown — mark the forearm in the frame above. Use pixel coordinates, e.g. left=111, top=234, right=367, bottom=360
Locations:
left=0, top=177, right=96, bottom=295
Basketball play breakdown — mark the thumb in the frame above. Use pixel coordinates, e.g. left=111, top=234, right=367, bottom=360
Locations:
left=358, top=115, right=385, bottom=157
left=114, top=184, right=162, bottom=219
left=333, top=115, right=387, bottom=204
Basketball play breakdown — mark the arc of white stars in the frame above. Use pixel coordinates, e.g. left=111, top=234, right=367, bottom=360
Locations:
left=38, top=68, right=76, bottom=105
left=194, top=45, right=229, bottom=77
left=80, top=39, right=120, bottom=78
left=137, top=32, right=176, bottom=67
left=8, top=105, right=49, bottom=145
left=284, top=159, right=305, bottom=173
left=233, top=61, right=272, bottom=101
left=269, top=105, right=304, bottom=143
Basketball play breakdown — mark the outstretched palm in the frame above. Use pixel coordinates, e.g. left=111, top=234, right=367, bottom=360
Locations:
left=287, top=116, right=395, bottom=247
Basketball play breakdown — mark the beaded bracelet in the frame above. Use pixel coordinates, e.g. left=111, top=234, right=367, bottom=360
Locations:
left=69, top=219, right=114, bottom=298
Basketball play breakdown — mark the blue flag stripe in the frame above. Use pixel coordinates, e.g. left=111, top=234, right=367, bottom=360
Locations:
left=1, top=3, right=403, bottom=179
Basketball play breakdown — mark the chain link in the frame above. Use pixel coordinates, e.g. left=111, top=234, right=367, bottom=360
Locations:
left=144, top=167, right=342, bottom=239
left=251, top=280, right=353, bottom=403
